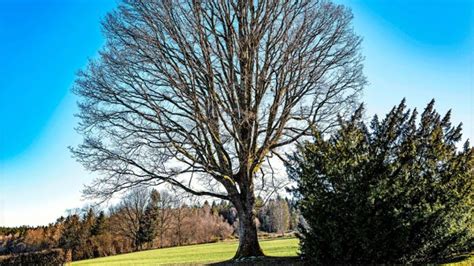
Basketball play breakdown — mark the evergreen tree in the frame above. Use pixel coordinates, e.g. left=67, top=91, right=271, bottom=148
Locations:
left=217, top=201, right=238, bottom=226
left=83, top=208, right=96, bottom=236
left=59, top=215, right=83, bottom=260
left=290, top=99, right=473, bottom=264
left=91, top=211, right=106, bottom=236
left=137, top=189, right=160, bottom=248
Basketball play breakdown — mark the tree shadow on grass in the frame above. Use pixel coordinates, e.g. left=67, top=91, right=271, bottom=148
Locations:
left=206, top=253, right=474, bottom=265
left=208, top=256, right=305, bottom=266
left=433, top=253, right=473, bottom=265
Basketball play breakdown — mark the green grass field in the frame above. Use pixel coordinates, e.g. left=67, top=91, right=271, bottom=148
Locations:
left=72, top=237, right=472, bottom=265
left=72, top=237, right=299, bottom=265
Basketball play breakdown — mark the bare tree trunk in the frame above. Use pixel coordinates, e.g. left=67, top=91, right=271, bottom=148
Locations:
left=159, top=232, right=163, bottom=248
left=233, top=183, right=264, bottom=259
left=176, top=208, right=182, bottom=246
left=235, top=209, right=263, bottom=258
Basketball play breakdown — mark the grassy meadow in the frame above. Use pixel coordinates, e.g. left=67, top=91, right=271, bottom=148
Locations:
left=72, top=237, right=473, bottom=265
left=72, top=237, right=299, bottom=265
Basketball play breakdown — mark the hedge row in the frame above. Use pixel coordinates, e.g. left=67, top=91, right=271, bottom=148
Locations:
left=0, top=248, right=71, bottom=265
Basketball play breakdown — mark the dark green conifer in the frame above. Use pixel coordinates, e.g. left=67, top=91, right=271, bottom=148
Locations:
left=91, top=211, right=106, bottom=236
left=290, top=100, right=473, bottom=264
left=137, top=189, right=160, bottom=248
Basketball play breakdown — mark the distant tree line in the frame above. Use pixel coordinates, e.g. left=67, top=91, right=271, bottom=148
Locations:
left=0, top=189, right=296, bottom=262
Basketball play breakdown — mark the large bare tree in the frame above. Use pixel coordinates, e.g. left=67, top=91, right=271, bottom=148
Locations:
left=73, top=0, right=365, bottom=258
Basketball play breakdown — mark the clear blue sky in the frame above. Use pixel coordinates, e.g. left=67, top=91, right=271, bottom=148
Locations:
left=0, top=0, right=473, bottom=226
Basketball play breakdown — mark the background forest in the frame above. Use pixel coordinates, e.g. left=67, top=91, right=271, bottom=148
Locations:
left=0, top=190, right=297, bottom=262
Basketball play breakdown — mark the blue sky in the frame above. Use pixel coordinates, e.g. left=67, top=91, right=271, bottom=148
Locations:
left=0, top=0, right=473, bottom=226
